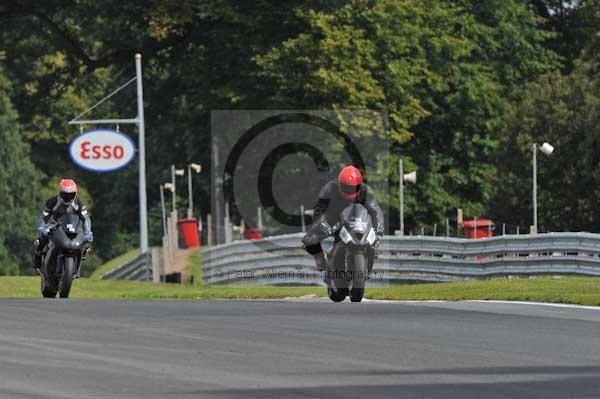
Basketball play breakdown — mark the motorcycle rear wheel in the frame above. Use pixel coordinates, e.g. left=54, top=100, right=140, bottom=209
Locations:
left=59, top=257, right=75, bottom=298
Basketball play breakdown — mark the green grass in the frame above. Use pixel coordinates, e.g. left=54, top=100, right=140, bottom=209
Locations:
left=184, top=249, right=202, bottom=286
left=89, top=249, right=140, bottom=280
left=1, top=276, right=600, bottom=305
left=367, top=277, right=600, bottom=306
left=0, top=277, right=321, bottom=299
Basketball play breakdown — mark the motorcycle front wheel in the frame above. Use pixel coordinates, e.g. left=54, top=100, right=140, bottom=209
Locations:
left=59, top=257, right=75, bottom=298
left=349, top=253, right=367, bottom=302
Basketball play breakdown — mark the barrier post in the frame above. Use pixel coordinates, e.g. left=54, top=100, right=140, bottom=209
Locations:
left=151, top=247, right=160, bottom=282
left=162, top=235, right=170, bottom=277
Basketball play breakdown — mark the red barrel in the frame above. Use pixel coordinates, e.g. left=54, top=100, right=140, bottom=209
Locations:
left=461, top=219, right=495, bottom=239
left=177, top=218, right=200, bottom=247
left=243, top=229, right=263, bottom=240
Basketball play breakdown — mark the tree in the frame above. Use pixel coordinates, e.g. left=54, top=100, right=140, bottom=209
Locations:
left=527, top=0, right=600, bottom=72
left=0, top=0, right=334, bottom=258
left=256, top=0, right=558, bottom=232
left=493, top=61, right=600, bottom=232
left=0, top=66, right=40, bottom=274
left=0, top=0, right=582, bottom=254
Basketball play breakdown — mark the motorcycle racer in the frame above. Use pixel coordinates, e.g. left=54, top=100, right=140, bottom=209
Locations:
left=33, top=179, right=93, bottom=272
left=302, top=166, right=384, bottom=270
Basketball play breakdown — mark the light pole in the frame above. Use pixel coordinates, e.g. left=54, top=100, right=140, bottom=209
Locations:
left=159, top=184, right=169, bottom=237
left=398, top=158, right=417, bottom=236
left=532, top=142, right=554, bottom=234
left=186, top=163, right=202, bottom=219
left=171, top=165, right=184, bottom=214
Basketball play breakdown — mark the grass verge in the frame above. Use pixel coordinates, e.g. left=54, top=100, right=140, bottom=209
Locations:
left=184, top=249, right=202, bottom=286
left=366, top=277, right=600, bottom=305
left=1, top=276, right=600, bottom=305
left=89, top=249, right=140, bottom=280
left=0, top=277, right=321, bottom=299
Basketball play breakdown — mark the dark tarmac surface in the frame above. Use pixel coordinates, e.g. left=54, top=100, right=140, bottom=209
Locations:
left=1, top=299, right=599, bottom=399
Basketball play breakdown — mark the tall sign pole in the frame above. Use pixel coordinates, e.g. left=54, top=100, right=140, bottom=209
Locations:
left=136, top=54, right=149, bottom=253
left=68, top=54, right=149, bottom=254
left=399, top=158, right=404, bottom=236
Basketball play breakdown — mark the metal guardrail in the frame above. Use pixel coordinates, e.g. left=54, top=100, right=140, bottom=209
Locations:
left=201, top=232, right=600, bottom=286
left=101, top=253, right=152, bottom=281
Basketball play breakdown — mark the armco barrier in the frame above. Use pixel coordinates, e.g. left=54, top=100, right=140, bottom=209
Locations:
left=201, top=232, right=600, bottom=286
left=101, top=252, right=152, bottom=281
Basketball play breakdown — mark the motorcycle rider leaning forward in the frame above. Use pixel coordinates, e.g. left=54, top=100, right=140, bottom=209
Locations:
left=34, top=179, right=93, bottom=272
left=302, top=165, right=385, bottom=271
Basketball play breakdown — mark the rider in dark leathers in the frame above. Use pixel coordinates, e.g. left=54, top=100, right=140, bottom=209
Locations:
left=33, top=179, right=93, bottom=272
left=302, top=166, right=384, bottom=270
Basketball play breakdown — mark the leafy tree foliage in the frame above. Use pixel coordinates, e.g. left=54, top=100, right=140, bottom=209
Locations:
left=527, top=0, right=600, bottom=72
left=256, top=0, right=558, bottom=229
left=0, top=0, right=599, bottom=275
left=493, top=61, right=600, bottom=232
left=0, top=67, right=40, bottom=274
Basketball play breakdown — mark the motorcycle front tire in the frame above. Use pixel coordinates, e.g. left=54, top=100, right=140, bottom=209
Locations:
left=59, top=257, right=75, bottom=298
left=350, top=253, right=367, bottom=302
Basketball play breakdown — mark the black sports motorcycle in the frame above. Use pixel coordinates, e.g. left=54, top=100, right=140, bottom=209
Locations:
left=325, top=203, right=378, bottom=302
left=39, top=213, right=91, bottom=298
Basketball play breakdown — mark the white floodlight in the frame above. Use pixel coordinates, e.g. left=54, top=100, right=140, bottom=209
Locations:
left=540, top=142, right=554, bottom=156
left=403, top=171, right=417, bottom=184
left=190, top=163, right=202, bottom=173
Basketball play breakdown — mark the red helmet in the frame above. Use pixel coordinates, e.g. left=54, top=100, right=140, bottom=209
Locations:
left=59, top=179, right=78, bottom=203
left=338, top=166, right=363, bottom=201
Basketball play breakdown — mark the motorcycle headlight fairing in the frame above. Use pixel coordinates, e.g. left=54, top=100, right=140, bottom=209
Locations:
left=349, top=220, right=367, bottom=233
left=366, top=228, right=376, bottom=245
left=340, top=226, right=352, bottom=244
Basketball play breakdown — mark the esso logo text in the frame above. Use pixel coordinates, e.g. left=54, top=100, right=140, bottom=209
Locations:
left=69, top=129, right=136, bottom=172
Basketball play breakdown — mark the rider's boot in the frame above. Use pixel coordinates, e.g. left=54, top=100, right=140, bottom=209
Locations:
left=33, top=254, right=42, bottom=274
left=76, top=248, right=92, bottom=278
left=33, top=240, right=42, bottom=274
left=313, top=252, right=327, bottom=271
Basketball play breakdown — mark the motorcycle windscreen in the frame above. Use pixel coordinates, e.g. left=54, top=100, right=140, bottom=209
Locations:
left=340, top=203, right=371, bottom=228
left=59, top=213, right=83, bottom=235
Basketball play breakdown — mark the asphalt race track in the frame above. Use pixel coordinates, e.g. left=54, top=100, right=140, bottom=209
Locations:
left=1, top=299, right=600, bottom=399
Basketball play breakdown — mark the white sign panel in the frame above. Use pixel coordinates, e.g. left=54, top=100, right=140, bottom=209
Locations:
left=69, top=129, right=136, bottom=172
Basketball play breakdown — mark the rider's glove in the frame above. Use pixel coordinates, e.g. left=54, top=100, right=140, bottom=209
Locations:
left=373, top=236, right=381, bottom=249
left=85, top=231, right=94, bottom=242
left=37, top=226, right=49, bottom=236
left=373, top=225, right=384, bottom=249
left=318, top=221, right=332, bottom=236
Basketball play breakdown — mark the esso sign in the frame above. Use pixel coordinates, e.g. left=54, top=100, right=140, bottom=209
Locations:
left=69, top=129, right=136, bottom=172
